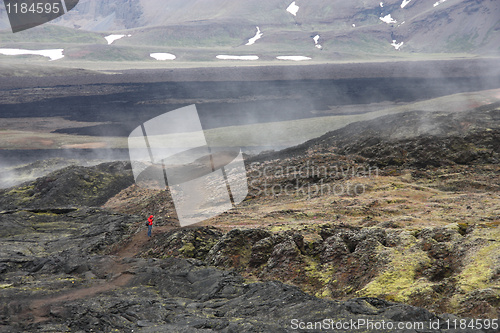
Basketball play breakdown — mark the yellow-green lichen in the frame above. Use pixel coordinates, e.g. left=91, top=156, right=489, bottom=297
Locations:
left=7, top=184, right=35, bottom=203
left=179, top=242, right=196, bottom=257
left=302, top=257, right=336, bottom=297
left=457, top=241, right=500, bottom=293
left=358, top=248, right=433, bottom=303
left=269, top=224, right=295, bottom=233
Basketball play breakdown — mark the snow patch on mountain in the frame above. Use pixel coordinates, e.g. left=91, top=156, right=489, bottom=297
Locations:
left=0, top=48, right=64, bottom=61
left=380, top=14, right=397, bottom=24
left=217, top=55, right=259, bottom=60
left=246, top=27, right=263, bottom=46
left=286, top=2, right=299, bottom=16
left=433, top=0, right=447, bottom=7
left=401, top=0, right=412, bottom=8
left=313, top=35, right=322, bottom=49
left=391, top=40, right=404, bottom=50
left=150, top=53, right=176, bottom=60
left=105, top=34, right=131, bottom=45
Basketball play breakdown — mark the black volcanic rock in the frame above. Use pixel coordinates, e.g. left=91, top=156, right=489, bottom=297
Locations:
left=5, top=255, right=493, bottom=333
left=253, top=106, right=500, bottom=169
left=0, top=165, right=497, bottom=332
left=146, top=226, right=224, bottom=261
left=205, top=228, right=271, bottom=269
left=0, top=207, right=139, bottom=272
left=0, top=161, right=134, bottom=210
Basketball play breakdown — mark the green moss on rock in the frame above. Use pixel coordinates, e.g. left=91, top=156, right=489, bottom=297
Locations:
left=359, top=248, right=433, bottom=303
left=457, top=239, right=500, bottom=293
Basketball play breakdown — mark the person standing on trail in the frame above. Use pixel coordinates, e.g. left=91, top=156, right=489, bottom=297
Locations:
left=147, top=215, right=154, bottom=237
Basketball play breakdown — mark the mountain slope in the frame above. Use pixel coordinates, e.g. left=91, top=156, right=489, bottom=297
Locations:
left=0, top=0, right=498, bottom=58
left=254, top=100, right=500, bottom=165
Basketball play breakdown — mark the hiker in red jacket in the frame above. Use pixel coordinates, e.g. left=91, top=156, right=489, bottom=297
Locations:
left=147, top=215, right=154, bottom=237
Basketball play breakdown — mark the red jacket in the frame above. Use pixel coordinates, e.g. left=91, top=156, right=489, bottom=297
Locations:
left=148, top=215, right=154, bottom=225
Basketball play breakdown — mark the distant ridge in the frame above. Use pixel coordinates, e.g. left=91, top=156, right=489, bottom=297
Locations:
left=0, top=0, right=498, bottom=56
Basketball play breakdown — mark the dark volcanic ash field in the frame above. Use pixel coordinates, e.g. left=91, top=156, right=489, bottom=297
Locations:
left=1, top=59, right=500, bottom=169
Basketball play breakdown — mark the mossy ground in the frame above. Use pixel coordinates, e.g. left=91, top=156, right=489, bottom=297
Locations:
left=359, top=246, right=433, bottom=303
left=130, top=159, right=500, bottom=318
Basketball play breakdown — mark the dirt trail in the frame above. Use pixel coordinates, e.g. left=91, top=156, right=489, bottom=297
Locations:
left=25, top=224, right=173, bottom=324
